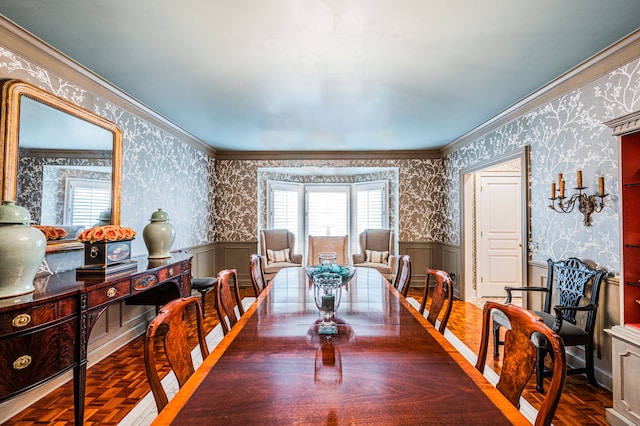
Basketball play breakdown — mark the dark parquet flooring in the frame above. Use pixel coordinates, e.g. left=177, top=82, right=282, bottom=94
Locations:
left=4, top=287, right=611, bottom=425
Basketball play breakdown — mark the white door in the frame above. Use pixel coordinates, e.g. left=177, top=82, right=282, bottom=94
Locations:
left=476, top=172, right=522, bottom=297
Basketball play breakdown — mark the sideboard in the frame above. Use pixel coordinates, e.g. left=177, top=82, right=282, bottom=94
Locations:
left=0, top=250, right=192, bottom=425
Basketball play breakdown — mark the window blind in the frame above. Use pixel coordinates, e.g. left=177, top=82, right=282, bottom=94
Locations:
left=64, top=178, right=111, bottom=226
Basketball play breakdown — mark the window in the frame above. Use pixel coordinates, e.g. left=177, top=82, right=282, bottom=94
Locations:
left=268, top=181, right=302, bottom=253
left=354, top=181, right=386, bottom=238
left=64, top=178, right=111, bottom=226
left=306, top=185, right=349, bottom=237
left=267, top=180, right=388, bottom=257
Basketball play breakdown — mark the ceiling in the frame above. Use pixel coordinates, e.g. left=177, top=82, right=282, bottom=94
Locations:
left=1, top=1, right=640, bottom=152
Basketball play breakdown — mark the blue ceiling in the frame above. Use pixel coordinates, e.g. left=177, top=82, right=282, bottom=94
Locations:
left=1, top=0, right=639, bottom=151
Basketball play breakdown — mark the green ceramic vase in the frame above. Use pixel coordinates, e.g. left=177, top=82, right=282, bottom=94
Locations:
left=0, top=200, right=47, bottom=298
left=143, top=208, right=175, bottom=259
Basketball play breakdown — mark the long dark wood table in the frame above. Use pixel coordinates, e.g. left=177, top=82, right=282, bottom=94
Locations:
left=153, top=267, right=529, bottom=425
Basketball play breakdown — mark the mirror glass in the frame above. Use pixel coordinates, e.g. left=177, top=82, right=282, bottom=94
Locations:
left=1, top=80, right=122, bottom=252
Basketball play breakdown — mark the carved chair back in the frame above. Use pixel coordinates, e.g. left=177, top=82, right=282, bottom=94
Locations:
left=545, top=257, right=605, bottom=329
left=249, top=254, right=267, bottom=297
left=419, top=269, right=454, bottom=334
left=215, top=269, right=245, bottom=335
left=395, top=255, right=412, bottom=297
left=144, top=296, right=209, bottom=413
left=477, top=302, right=566, bottom=426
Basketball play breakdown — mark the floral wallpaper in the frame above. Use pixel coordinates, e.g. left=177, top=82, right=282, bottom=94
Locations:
left=215, top=158, right=444, bottom=243
left=256, top=168, right=399, bottom=235
left=443, top=58, right=640, bottom=273
left=17, top=155, right=111, bottom=224
left=0, top=45, right=215, bottom=261
left=2, top=36, right=640, bottom=276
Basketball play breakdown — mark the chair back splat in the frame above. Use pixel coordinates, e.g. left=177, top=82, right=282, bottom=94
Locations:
left=215, top=269, right=244, bottom=335
left=477, top=302, right=566, bottom=426
left=419, top=269, right=454, bottom=334
left=144, top=296, right=209, bottom=413
left=395, top=255, right=412, bottom=297
left=249, top=254, right=267, bottom=297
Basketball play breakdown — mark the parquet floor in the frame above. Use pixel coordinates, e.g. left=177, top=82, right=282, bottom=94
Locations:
left=4, top=287, right=611, bottom=425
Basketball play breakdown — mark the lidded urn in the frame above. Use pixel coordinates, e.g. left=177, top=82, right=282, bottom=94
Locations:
left=0, top=200, right=47, bottom=298
left=143, top=208, right=175, bottom=259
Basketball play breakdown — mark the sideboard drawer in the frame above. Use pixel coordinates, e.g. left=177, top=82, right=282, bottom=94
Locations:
left=158, top=263, right=182, bottom=282
left=0, top=318, right=77, bottom=399
left=86, top=280, right=131, bottom=307
left=0, top=296, right=77, bottom=337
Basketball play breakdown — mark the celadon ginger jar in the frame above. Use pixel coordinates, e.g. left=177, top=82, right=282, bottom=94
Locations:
left=143, top=208, right=175, bottom=259
left=0, top=200, right=47, bottom=298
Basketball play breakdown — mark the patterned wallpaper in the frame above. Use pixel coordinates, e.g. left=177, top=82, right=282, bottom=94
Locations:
left=443, top=58, right=640, bottom=273
left=215, top=158, right=444, bottom=243
left=0, top=45, right=215, bottom=260
left=256, top=168, right=399, bottom=237
left=17, top=154, right=111, bottom=224
left=2, top=38, right=640, bottom=275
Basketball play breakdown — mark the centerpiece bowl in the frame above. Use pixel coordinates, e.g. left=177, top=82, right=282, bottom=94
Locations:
left=305, top=262, right=356, bottom=284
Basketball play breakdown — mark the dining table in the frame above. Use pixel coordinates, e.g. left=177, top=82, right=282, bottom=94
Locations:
left=152, top=266, right=529, bottom=425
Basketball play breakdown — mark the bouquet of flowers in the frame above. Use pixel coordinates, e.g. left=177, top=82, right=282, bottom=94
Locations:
left=78, top=225, right=136, bottom=243
left=32, top=225, right=68, bottom=241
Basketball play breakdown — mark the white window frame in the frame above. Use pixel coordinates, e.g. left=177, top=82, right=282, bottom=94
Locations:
left=352, top=180, right=388, bottom=254
left=63, top=178, right=111, bottom=226
left=305, top=184, right=351, bottom=238
left=267, top=180, right=389, bottom=260
left=267, top=181, right=303, bottom=253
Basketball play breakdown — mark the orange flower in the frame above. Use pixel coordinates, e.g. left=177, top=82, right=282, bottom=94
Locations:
left=105, top=228, right=119, bottom=241
left=90, top=227, right=106, bottom=242
left=78, top=225, right=136, bottom=243
left=123, top=228, right=136, bottom=239
left=31, top=225, right=68, bottom=241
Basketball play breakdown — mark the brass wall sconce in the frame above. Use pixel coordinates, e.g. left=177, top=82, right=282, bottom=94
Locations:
left=549, top=170, right=607, bottom=226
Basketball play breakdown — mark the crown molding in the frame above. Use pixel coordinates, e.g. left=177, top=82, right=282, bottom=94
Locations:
left=0, top=16, right=216, bottom=157
left=605, top=110, right=640, bottom=136
left=214, top=149, right=440, bottom=161
left=441, top=28, right=640, bottom=157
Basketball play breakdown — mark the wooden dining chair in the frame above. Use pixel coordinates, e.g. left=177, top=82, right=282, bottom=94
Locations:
left=395, top=255, right=412, bottom=297
left=418, top=269, right=453, bottom=334
left=492, top=257, right=606, bottom=392
left=144, top=296, right=209, bottom=413
left=249, top=254, right=267, bottom=297
left=476, top=301, right=566, bottom=426
left=215, top=269, right=245, bottom=335
left=390, top=254, right=402, bottom=288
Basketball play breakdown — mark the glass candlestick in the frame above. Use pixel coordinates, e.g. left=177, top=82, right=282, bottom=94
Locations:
left=313, top=272, right=343, bottom=335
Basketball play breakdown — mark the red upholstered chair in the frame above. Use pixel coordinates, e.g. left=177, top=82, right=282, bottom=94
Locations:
left=214, top=269, right=245, bottom=335
left=418, top=269, right=454, bottom=334
left=144, top=296, right=209, bottom=413
left=476, top=302, right=566, bottom=426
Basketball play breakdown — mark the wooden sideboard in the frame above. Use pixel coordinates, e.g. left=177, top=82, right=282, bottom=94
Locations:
left=0, top=250, right=192, bottom=425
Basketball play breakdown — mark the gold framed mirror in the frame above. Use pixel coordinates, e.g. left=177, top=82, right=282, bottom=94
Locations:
left=1, top=79, right=122, bottom=252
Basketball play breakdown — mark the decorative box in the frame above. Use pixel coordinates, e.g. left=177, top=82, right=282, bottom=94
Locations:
left=83, top=239, right=132, bottom=267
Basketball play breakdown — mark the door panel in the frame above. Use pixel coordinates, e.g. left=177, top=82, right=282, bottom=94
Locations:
left=477, top=173, right=522, bottom=297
